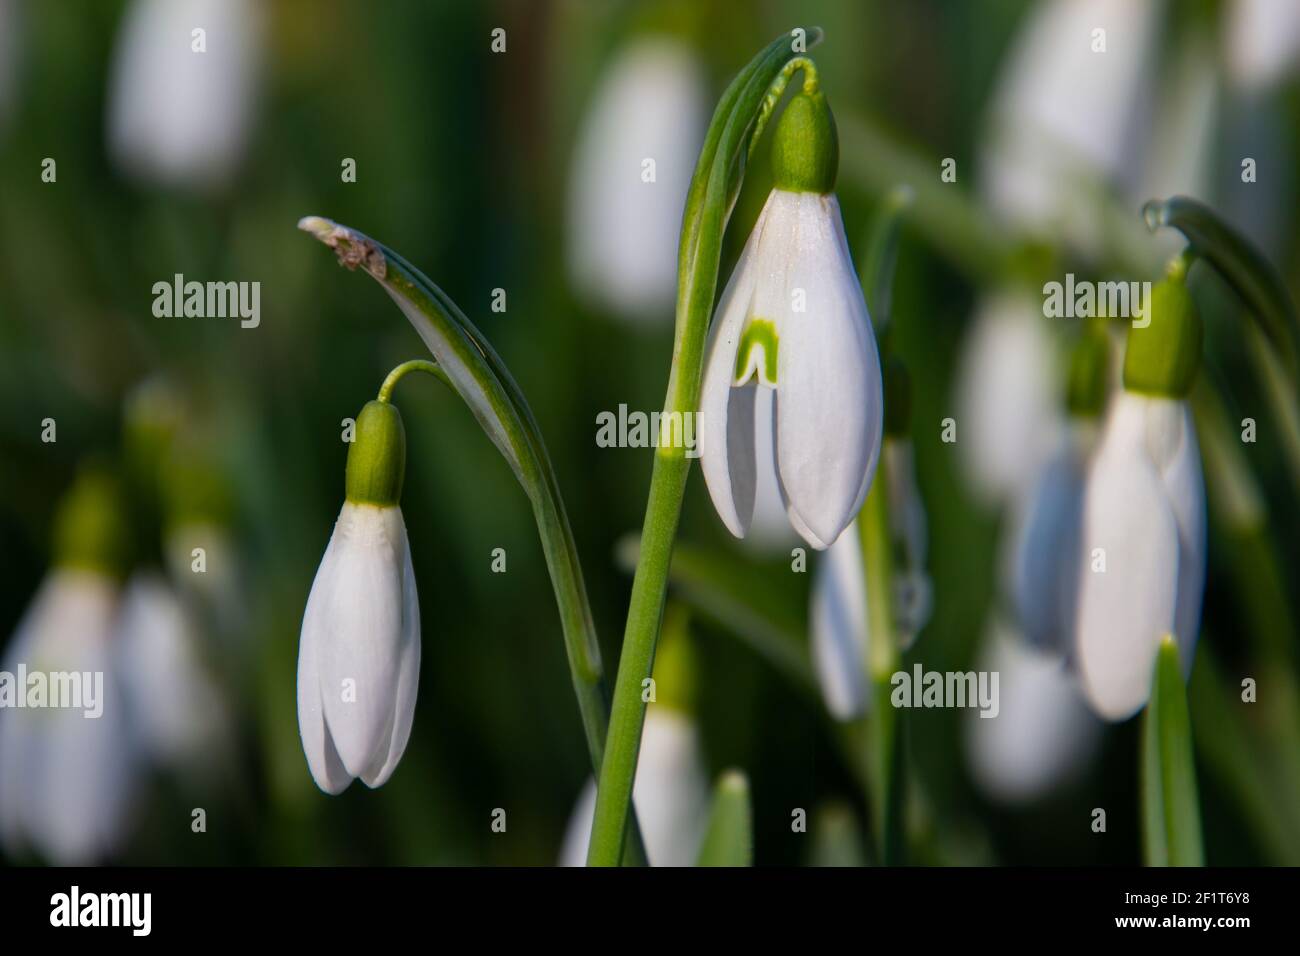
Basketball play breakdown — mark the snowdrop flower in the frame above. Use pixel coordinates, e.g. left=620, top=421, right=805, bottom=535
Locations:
left=980, top=0, right=1159, bottom=252
left=699, top=88, right=883, bottom=550
left=106, top=0, right=262, bottom=190
left=116, top=573, right=228, bottom=771
left=559, top=623, right=707, bottom=866
left=1075, top=267, right=1206, bottom=720
left=568, top=37, right=706, bottom=321
left=298, top=400, right=421, bottom=793
left=1005, top=325, right=1110, bottom=653
left=954, top=291, right=1059, bottom=505
left=0, top=471, right=137, bottom=864
left=965, top=619, right=1100, bottom=804
left=811, top=394, right=931, bottom=720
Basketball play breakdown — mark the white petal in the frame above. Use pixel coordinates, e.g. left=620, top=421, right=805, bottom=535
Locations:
left=965, top=618, right=1100, bottom=804
left=363, top=531, right=422, bottom=788
left=1074, top=393, right=1182, bottom=720
left=1005, top=425, right=1087, bottom=654
left=107, top=0, right=262, bottom=189
left=811, top=524, right=870, bottom=720
left=1147, top=401, right=1207, bottom=675
left=698, top=203, right=767, bottom=538
left=737, top=387, right=800, bottom=552
left=772, top=193, right=882, bottom=548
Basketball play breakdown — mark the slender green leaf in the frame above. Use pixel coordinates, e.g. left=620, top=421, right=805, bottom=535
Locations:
left=1141, top=636, right=1204, bottom=866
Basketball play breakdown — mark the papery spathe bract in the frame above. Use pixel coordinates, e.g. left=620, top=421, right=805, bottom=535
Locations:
left=558, top=707, right=708, bottom=867
left=297, top=501, right=421, bottom=793
left=698, top=187, right=883, bottom=550
left=0, top=570, right=137, bottom=865
left=106, top=0, right=261, bottom=190
left=1074, top=392, right=1206, bottom=720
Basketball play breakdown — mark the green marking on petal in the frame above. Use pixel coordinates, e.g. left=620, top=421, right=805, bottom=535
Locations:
left=733, top=319, right=779, bottom=387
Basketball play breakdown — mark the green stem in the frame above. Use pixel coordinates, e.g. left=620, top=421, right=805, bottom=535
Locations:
left=585, top=29, right=820, bottom=867
left=377, top=359, right=449, bottom=402
left=300, top=217, right=646, bottom=865
left=860, top=470, right=903, bottom=864
left=1141, top=636, right=1204, bottom=866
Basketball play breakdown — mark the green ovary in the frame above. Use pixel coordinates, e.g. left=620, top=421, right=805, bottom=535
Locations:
left=733, top=319, right=779, bottom=387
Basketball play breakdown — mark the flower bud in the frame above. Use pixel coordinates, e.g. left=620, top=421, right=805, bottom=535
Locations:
left=1122, top=268, right=1202, bottom=398
left=345, top=400, right=407, bottom=507
left=771, top=89, right=838, bottom=195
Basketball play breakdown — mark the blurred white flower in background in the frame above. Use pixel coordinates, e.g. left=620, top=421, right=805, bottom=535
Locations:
left=954, top=291, right=1058, bottom=507
left=116, top=573, right=228, bottom=773
left=567, top=37, right=706, bottom=322
left=1226, top=0, right=1300, bottom=92
left=0, top=570, right=138, bottom=865
left=965, top=618, right=1100, bottom=804
left=980, top=0, right=1160, bottom=253
left=559, top=707, right=709, bottom=866
left=106, top=0, right=262, bottom=191
left=165, top=522, right=246, bottom=645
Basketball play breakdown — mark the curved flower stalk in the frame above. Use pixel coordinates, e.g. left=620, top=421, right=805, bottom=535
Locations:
left=567, top=36, right=707, bottom=322
left=965, top=618, right=1100, bottom=804
left=1075, top=262, right=1207, bottom=720
left=106, top=0, right=262, bottom=190
left=1004, top=324, right=1110, bottom=654
left=299, top=221, right=647, bottom=857
left=954, top=290, right=1060, bottom=506
left=1143, top=196, right=1300, bottom=491
left=587, top=29, right=856, bottom=866
left=0, top=470, right=138, bottom=865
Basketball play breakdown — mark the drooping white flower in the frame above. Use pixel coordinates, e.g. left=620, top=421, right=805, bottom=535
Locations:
left=567, top=37, right=706, bottom=321
left=810, top=440, right=931, bottom=719
left=558, top=708, right=709, bottom=867
left=699, top=87, right=882, bottom=551
left=965, top=618, right=1100, bottom=804
left=297, top=501, right=421, bottom=793
left=298, top=399, right=421, bottom=793
left=1074, top=391, right=1206, bottom=720
left=116, top=573, right=228, bottom=771
left=0, top=570, right=138, bottom=865
left=106, top=0, right=262, bottom=190
left=954, top=292, right=1059, bottom=505
left=980, top=0, right=1159, bottom=251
